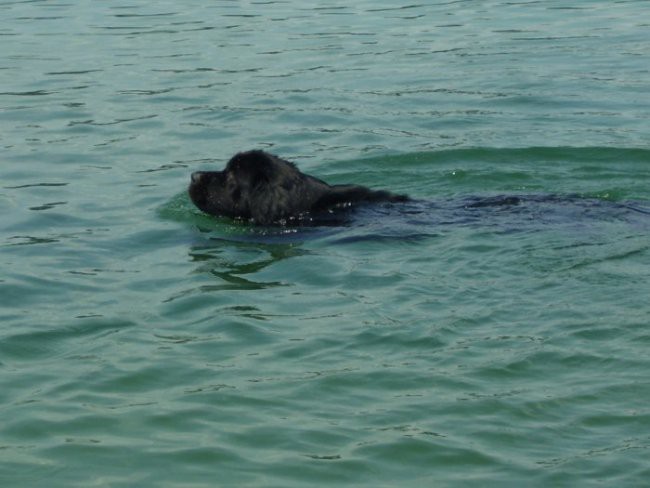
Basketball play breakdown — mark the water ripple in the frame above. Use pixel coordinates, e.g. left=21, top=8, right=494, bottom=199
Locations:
left=2, top=1, right=650, bottom=486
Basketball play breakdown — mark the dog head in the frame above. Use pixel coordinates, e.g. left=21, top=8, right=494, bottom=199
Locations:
left=188, top=150, right=308, bottom=224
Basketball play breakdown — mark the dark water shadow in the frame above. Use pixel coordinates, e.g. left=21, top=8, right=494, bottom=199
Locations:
left=161, top=190, right=650, bottom=248
left=182, top=235, right=313, bottom=293
left=316, top=194, right=650, bottom=244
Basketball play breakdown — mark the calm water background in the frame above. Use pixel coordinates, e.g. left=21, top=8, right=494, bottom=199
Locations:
left=2, top=1, right=650, bottom=486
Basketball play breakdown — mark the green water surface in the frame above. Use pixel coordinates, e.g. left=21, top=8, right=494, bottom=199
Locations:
left=1, top=2, right=649, bottom=487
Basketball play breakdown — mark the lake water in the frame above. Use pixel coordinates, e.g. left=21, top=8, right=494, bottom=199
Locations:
left=2, top=1, right=650, bottom=486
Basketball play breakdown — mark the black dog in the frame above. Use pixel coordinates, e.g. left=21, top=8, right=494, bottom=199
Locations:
left=188, top=150, right=409, bottom=225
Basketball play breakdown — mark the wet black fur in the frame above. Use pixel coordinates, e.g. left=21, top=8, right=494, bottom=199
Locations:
left=188, top=150, right=409, bottom=225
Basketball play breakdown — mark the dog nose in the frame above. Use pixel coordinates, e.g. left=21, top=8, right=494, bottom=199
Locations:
left=191, top=172, right=203, bottom=184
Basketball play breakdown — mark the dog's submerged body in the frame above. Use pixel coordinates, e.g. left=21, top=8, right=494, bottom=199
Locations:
left=188, top=150, right=409, bottom=225
left=186, top=150, right=650, bottom=235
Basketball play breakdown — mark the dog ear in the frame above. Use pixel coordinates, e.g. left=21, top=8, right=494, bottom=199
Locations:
left=228, top=150, right=273, bottom=187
